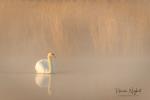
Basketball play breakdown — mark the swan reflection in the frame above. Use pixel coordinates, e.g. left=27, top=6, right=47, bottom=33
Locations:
left=35, top=74, right=52, bottom=95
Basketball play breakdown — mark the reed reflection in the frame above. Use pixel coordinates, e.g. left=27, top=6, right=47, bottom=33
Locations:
left=35, top=74, right=52, bottom=96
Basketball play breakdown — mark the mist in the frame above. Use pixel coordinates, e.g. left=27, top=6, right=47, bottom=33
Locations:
left=0, top=0, right=150, bottom=72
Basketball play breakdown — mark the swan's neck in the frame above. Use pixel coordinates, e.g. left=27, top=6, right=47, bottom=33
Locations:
left=47, top=55, right=52, bottom=73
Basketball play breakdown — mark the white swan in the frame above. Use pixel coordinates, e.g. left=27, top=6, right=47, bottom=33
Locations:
left=35, top=52, right=55, bottom=74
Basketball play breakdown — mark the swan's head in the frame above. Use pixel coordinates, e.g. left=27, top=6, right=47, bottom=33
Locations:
left=48, top=52, right=55, bottom=58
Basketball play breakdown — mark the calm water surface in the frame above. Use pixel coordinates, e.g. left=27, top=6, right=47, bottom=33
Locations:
left=0, top=59, right=150, bottom=100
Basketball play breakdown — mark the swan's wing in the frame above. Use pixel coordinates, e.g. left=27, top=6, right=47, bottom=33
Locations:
left=35, top=59, right=49, bottom=73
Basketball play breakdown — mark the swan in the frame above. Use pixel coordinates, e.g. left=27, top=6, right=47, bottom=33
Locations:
left=35, top=52, right=55, bottom=74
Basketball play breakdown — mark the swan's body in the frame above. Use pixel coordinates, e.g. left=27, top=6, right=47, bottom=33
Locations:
left=35, top=53, right=55, bottom=74
left=35, top=59, right=51, bottom=73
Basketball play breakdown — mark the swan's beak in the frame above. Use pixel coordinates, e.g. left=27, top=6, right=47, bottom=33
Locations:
left=51, top=53, right=56, bottom=58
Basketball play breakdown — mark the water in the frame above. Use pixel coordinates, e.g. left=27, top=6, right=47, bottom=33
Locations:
left=0, top=59, right=150, bottom=100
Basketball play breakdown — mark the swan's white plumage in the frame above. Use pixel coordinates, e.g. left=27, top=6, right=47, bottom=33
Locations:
left=35, top=59, right=51, bottom=73
left=35, top=52, right=55, bottom=74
